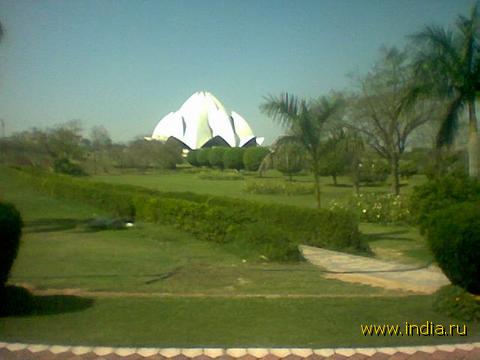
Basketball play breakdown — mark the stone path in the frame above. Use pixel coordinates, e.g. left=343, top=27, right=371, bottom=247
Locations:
left=1, top=341, right=479, bottom=359
left=299, top=246, right=450, bottom=294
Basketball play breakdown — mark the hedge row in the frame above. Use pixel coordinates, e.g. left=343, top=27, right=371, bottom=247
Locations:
left=8, top=168, right=367, bottom=260
left=187, top=147, right=270, bottom=171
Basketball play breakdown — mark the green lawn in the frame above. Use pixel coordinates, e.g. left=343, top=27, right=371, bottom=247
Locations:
left=2, top=169, right=478, bottom=347
left=92, top=170, right=428, bottom=209
left=1, top=296, right=478, bottom=347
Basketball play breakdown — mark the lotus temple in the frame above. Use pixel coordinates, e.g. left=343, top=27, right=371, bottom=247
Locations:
left=146, top=91, right=264, bottom=149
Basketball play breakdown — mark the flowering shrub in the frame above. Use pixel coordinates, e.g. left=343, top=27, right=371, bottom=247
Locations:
left=329, top=192, right=411, bottom=224
left=244, top=181, right=314, bottom=195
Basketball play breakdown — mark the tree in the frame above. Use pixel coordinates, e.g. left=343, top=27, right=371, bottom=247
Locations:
left=89, top=126, right=112, bottom=174
left=273, top=142, right=305, bottom=181
left=319, top=130, right=350, bottom=185
left=261, top=94, right=340, bottom=207
left=410, top=3, right=480, bottom=177
left=346, top=47, right=433, bottom=195
left=243, top=147, right=270, bottom=171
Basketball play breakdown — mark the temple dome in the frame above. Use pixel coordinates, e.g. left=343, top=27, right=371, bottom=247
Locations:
left=146, top=91, right=264, bottom=149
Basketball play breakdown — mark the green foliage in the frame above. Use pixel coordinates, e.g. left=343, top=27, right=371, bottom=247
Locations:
left=329, top=193, right=411, bottom=224
left=399, top=160, right=418, bottom=178
left=225, top=223, right=301, bottom=262
left=274, top=143, right=305, bottom=180
left=410, top=175, right=480, bottom=228
left=53, top=158, right=88, bottom=176
left=197, top=171, right=244, bottom=181
left=186, top=150, right=200, bottom=167
left=433, top=285, right=480, bottom=321
left=425, top=202, right=480, bottom=294
left=244, top=181, right=314, bottom=195
left=0, top=202, right=23, bottom=286
left=196, top=148, right=212, bottom=167
left=208, top=147, right=227, bottom=169
left=9, top=168, right=366, bottom=259
left=319, top=151, right=348, bottom=185
left=243, top=147, right=271, bottom=171
left=223, top=148, right=245, bottom=170
left=357, top=159, right=389, bottom=184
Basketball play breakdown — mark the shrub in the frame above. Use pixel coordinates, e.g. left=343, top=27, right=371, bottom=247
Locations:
left=0, top=202, right=23, bottom=286
left=329, top=192, right=411, bottom=224
left=244, top=181, right=314, bottom=195
left=225, top=223, right=301, bottom=262
left=196, top=148, right=211, bottom=167
left=186, top=150, right=200, bottom=167
left=425, top=202, right=480, bottom=294
left=399, top=160, right=418, bottom=178
left=53, top=158, right=87, bottom=176
left=208, top=147, right=227, bottom=169
left=409, top=175, right=480, bottom=228
left=243, top=147, right=271, bottom=171
left=357, top=159, right=389, bottom=184
left=223, top=148, right=245, bottom=170
left=433, top=285, right=480, bottom=321
left=197, top=171, right=244, bottom=181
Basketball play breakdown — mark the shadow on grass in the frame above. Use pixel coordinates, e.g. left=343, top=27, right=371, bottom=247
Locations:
left=25, top=218, right=89, bottom=233
left=0, top=286, right=94, bottom=317
left=363, top=229, right=413, bottom=242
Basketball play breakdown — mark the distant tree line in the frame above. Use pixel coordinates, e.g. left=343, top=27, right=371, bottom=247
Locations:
left=0, top=121, right=183, bottom=175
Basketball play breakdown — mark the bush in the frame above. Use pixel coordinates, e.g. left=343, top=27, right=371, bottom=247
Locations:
left=244, top=181, right=314, bottom=195
left=329, top=192, right=411, bottom=224
left=197, top=171, right=244, bottom=181
left=0, top=202, right=23, bottom=286
left=225, top=223, right=301, bottom=262
left=186, top=150, right=200, bottom=167
left=433, top=285, right=480, bottom=321
left=399, top=160, right=418, bottom=178
left=208, top=147, right=227, bottom=169
left=196, top=148, right=211, bottom=167
left=223, top=148, right=245, bottom=170
left=53, top=158, right=87, bottom=176
left=243, top=147, right=270, bottom=171
left=425, top=202, right=480, bottom=294
left=410, top=175, right=480, bottom=228
left=357, top=159, right=389, bottom=184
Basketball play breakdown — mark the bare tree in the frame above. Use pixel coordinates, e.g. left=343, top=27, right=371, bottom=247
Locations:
left=345, top=47, right=435, bottom=195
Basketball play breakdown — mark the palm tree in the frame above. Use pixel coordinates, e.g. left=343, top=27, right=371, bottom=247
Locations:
left=261, top=93, right=340, bottom=208
left=411, top=3, right=480, bottom=177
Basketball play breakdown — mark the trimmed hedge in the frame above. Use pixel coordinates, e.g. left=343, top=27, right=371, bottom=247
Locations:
left=0, top=202, right=23, bottom=286
left=243, top=147, right=270, bottom=171
left=425, top=202, right=480, bottom=294
left=223, top=148, right=245, bottom=170
left=208, top=147, right=227, bottom=169
left=8, top=168, right=367, bottom=260
left=410, top=175, right=480, bottom=229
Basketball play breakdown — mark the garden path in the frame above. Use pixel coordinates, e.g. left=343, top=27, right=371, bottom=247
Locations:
left=299, top=245, right=450, bottom=294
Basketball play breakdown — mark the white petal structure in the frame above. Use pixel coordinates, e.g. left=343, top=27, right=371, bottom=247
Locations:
left=147, top=91, right=262, bottom=149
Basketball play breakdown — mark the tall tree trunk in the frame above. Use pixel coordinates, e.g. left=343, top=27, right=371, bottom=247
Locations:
left=332, top=174, right=337, bottom=186
left=391, top=155, right=400, bottom=195
left=313, top=172, right=321, bottom=208
left=468, top=100, right=479, bottom=178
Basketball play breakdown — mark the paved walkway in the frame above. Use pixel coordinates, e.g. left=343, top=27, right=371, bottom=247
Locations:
left=299, top=246, right=450, bottom=294
left=1, top=341, right=479, bottom=359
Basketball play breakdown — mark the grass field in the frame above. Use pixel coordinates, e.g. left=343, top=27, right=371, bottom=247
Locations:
left=92, top=169, right=427, bottom=209
left=1, top=168, right=479, bottom=347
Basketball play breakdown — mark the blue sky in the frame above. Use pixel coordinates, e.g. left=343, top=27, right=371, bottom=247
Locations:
left=0, top=0, right=476, bottom=143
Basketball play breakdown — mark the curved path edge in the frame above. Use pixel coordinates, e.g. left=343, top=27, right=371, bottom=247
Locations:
left=1, top=341, right=479, bottom=359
